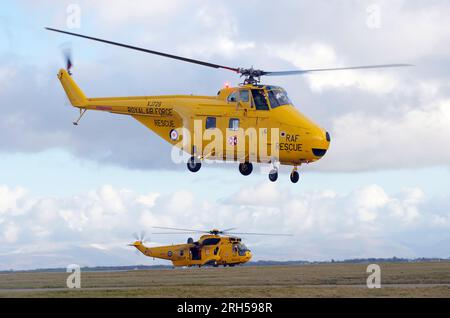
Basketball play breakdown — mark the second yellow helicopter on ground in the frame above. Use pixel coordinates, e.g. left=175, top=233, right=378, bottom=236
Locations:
left=130, top=227, right=291, bottom=267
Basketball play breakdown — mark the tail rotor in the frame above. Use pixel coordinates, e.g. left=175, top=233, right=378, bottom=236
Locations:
left=129, top=231, right=150, bottom=256
left=62, top=46, right=73, bottom=75
left=130, top=230, right=150, bottom=244
left=58, top=41, right=74, bottom=75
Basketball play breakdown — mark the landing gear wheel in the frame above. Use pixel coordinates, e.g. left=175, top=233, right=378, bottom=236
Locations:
left=187, top=156, right=201, bottom=173
left=239, top=162, right=253, bottom=176
left=268, top=169, right=278, bottom=182
left=290, top=170, right=300, bottom=183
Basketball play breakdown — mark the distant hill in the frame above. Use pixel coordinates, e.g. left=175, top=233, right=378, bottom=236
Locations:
left=1, top=257, right=449, bottom=273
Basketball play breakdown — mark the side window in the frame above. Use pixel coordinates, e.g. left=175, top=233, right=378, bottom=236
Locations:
left=205, top=117, right=216, bottom=129
left=239, top=90, right=249, bottom=102
left=229, top=118, right=239, bottom=131
left=227, top=91, right=238, bottom=102
left=251, top=89, right=269, bottom=110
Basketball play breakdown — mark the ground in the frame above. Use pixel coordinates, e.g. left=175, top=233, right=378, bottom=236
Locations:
left=1, top=262, right=449, bottom=297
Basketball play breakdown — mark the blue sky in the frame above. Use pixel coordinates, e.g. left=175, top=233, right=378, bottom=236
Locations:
left=1, top=0, right=450, bottom=270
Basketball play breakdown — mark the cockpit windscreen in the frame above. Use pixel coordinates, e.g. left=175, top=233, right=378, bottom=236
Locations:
left=267, top=89, right=292, bottom=108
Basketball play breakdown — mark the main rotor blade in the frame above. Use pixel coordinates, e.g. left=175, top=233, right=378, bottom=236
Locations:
left=221, top=227, right=237, bottom=232
left=264, top=64, right=413, bottom=76
left=45, top=27, right=239, bottom=72
left=152, top=232, right=201, bottom=235
left=152, top=226, right=208, bottom=233
left=226, top=232, right=293, bottom=236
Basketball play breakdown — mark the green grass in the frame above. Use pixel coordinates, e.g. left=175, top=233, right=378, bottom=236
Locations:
left=1, top=262, right=449, bottom=298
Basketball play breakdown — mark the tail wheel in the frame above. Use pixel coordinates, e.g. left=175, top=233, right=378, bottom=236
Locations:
left=268, top=169, right=278, bottom=182
left=290, top=170, right=300, bottom=183
left=239, top=162, right=253, bottom=176
left=187, top=156, right=201, bottom=173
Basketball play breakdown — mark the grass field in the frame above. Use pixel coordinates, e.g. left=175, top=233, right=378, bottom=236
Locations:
left=1, top=262, right=449, bottom=297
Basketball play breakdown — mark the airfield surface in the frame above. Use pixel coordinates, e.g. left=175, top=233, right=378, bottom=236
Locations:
left=1, top=262, right=449, bottom=297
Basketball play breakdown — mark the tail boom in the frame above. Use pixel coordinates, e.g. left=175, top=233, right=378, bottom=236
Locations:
left=58, top=69, right=87, bottom=107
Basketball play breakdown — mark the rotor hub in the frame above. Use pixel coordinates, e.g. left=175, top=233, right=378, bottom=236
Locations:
left=238, top=67, right=265, bottom=85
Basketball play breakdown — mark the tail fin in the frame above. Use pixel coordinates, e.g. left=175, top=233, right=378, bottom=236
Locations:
left=57, top=69, right=87, bottom=107
left=129, top=241, right=151, bottom=256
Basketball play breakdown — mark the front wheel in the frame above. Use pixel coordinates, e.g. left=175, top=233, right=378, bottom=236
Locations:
left=268, top=169, right=278, bottom=182
left=290, top=170, right=300, bottom=183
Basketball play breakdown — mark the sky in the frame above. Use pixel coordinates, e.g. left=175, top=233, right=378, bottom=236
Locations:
left=1, top=0, right=450, bottom=270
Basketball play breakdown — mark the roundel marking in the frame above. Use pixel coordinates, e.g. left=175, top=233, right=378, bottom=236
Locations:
left=227, top=135, right=238, bottom=146
left=170, top=129, right=178, bottom=141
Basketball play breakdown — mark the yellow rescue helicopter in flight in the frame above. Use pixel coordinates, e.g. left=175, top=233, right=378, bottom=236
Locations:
left=129, top=227, right=291, bottom=267
left=46, top=28, right=411, bottom=183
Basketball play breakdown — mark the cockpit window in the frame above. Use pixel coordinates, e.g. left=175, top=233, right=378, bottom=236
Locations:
left=227, top=91, right=238, bottom=102
left=251, top=89, right=269, bottom=110
left=239, top=90, right=250, bottom=102
left=236, top=243, right=249, bottom=256
left=267, top=89, right=292, bottom=108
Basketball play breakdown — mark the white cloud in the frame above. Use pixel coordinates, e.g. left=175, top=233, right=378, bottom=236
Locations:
left=3, top=223, right=19, bottom=243
left=376, top=0, right=450, bottom=59
left=177, top=3, right=255, bottom=59
left=321, top=98, right=450, bottom=171
left=0, top=182, right=449, bottom=269
left=137, top=193, right=159, bottom=207
left=232, top=182, right=283, bottom=206
left=88, top=0, right=186, bottom=26
left=270, top=42, right=401, bottom=94
left=89, top=243, right=109, bottom=251
left=0, top=186, right=29, bottom=215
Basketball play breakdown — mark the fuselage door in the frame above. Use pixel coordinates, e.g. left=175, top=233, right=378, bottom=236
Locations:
left=247, top=88, right=273, bottom=162
left=226, top=89, right=256, bottom=161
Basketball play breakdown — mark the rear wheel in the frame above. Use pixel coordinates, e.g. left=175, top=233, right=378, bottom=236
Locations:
left=187, top=156, right=201, bottom=173
left=239, top=162, right=253, bottom=176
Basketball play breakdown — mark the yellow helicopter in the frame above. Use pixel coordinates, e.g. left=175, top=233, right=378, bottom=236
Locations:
left=46, top=28, right=411, bottom=183
left=129, top=227, right=291, bottom=267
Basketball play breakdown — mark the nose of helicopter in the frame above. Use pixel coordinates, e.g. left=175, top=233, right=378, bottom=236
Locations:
left=311, top=130, right=331, bottom=159
left=245, top=251, right=252, bottom=262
